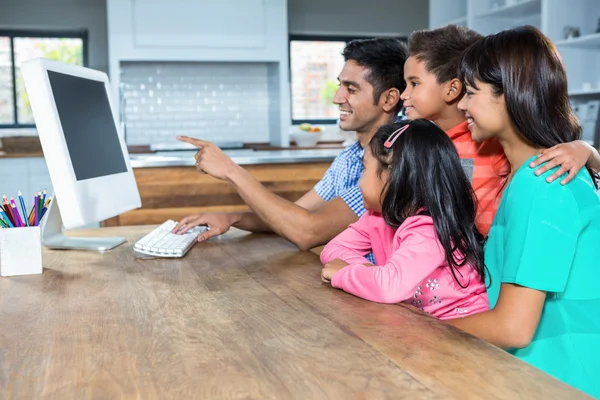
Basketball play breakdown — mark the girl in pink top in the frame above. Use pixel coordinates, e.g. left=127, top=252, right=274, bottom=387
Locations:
left=321, top=119, right=489, bottom=320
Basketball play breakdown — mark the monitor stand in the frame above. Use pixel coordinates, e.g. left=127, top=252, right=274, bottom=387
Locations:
left=41, top=198, right=126, bottom=251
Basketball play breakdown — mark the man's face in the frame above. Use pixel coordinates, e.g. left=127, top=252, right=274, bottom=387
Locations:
left=333, top=60, right=386, bottom=135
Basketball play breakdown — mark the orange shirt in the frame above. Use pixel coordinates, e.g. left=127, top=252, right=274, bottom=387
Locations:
left=447, top=121, right=510, bottom=236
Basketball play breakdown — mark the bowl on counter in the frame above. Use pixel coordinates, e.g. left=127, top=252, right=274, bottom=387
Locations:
left=290, top=125, right=324, bottom=147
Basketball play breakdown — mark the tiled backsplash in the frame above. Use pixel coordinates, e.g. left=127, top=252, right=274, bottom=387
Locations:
left=120, top=61, right=275, bottom=146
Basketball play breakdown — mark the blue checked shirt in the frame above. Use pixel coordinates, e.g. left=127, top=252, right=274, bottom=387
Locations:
left=314, top=141, right=366, bottom=217
left=314, top=141, right=376, bottom=263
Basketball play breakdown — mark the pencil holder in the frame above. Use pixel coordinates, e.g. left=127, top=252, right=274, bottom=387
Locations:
left=0, top=226, right=43, bottom=277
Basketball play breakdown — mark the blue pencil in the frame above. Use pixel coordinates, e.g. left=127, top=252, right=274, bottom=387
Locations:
left=18, top=191, right=29, bottom=227
left=39, top=197, right=51, bottom=221
left=0, top=208, right=14, bottom=228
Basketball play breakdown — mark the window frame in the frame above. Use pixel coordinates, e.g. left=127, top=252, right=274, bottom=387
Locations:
left=0, top=29, right=89, bottom=129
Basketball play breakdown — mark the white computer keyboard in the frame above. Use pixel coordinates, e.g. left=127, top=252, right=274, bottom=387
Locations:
left=133, top=220, right=207, bottom=258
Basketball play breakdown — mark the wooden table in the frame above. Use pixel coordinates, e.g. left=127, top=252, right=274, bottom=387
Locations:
left=0, top=226, right=588, bottom=399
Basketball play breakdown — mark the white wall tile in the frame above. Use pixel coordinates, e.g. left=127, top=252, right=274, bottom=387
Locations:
left=120, top=62, right=272, bottom=146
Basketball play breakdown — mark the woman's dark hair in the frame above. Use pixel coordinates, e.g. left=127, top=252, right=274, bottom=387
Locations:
left=370, top=119, right=487, bottom=286
left=459, top=25, right=598, bottom=186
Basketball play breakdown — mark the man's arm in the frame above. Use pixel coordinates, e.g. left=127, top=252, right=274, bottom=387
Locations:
left=173, top=136, right=359, bottom=249
left=172, top=190, right=330, bottom=240
left=227, top=166, right=358, bottom=250
left=182, top=181, right=357, bottom=250
left=229, top=189, right=328, bottom=232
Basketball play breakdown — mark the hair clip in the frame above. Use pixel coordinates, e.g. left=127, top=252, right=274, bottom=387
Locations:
left=384, top=124, right=409, bottom=148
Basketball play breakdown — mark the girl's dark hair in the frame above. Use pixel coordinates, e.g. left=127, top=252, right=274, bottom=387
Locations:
left=370, top=119, right=487, bottom=286
left=459, top=25, right=598, bottom=186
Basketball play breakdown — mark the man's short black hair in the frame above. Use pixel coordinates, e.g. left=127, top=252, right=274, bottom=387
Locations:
left=342, top=37, right=408, bottom=112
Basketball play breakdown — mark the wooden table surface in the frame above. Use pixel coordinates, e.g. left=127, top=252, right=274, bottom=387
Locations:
left=0, top=226, right=588, bottom=399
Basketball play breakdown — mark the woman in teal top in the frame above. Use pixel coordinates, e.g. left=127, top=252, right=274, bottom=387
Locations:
left=448, top=25, right=600, bottom=397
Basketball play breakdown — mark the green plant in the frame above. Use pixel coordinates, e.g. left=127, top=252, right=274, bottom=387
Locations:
left=320, top=80, right=339, bottom=105
left=18, top=39, right=83, bottom=123
left=36, top=39, right=83, bottom=65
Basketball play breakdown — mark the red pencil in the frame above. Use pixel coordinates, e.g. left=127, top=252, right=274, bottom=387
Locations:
left=2, top=195, right=15, bottom=226
left=10, top=200, right=23, bottom=227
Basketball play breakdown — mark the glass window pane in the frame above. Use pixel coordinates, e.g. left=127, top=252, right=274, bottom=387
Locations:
left=14, top=37, right=84, bottom=124
left=0, top=37, right=14, bottom=124
left=290, top=40, right=346, bottom=121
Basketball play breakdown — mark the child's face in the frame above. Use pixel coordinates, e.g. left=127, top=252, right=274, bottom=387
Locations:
left=359, top=148, right=388, bottom=213
left=401, top=56, right=447, bottom=122
left=457, top=80, right=510, bottom=142
left=333, top=60, right=386, bottom=134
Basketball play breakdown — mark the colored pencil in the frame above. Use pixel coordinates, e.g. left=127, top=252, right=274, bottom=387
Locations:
left=10, top=199, right=23, bottom=227
left=0, top=208, right=14, bottom=228
left=17, top=191, right=29, bottom=227
left=28, top=204, right=35, bottom=225
left=40, top=197, right=52, bottom=220
left=1, top=200, right=10, bottom=224
left=2, top=195, right=15, bottom=226
left=37, top=191, right=43, bottom=218
left=34, top=197, right=39, bottom=226
left=29, top=194, right=39, bottom=226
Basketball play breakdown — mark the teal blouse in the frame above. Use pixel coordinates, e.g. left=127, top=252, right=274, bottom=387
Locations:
left=485, top=156, right=600, bottom=398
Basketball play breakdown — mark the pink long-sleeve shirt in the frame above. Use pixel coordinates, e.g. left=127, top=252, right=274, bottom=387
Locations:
left=321, top=212, right=489, bottom=320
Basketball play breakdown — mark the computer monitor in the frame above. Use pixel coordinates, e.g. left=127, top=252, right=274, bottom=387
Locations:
left=21, top=58, right=141, bottom=251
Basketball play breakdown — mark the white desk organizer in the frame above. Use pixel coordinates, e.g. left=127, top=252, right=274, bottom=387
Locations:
left=0, top=226, right=43, bottom=277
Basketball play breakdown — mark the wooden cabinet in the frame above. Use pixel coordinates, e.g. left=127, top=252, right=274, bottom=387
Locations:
left=104, top=162, right=330, bottom=226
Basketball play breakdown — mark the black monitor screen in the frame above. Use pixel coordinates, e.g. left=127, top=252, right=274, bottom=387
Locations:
left=47, top=70, right=128, bottom=181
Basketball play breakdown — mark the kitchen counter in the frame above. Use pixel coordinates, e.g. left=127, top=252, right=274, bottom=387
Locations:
left=129, top=148, right=343, bottom=168
left=112, top=149, right=339, bottom=225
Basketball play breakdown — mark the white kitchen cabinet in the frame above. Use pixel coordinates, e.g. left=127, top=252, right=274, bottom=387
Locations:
left=107, top=0, right=288, bottom=61
left=131, top=0, right=266, bottom=49
left=429, top=0, right=468, bottom=28
left=106, top=0, right=291, bottom=147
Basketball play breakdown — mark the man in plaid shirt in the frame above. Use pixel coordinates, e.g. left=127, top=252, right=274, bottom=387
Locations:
left=175, top=38, right=408, bottom=250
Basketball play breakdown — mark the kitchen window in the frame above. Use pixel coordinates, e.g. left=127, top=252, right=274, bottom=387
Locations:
left=0, top=30, right=88, bottom=128
left=289, top=35, right=406, bottom=125
left=289, top=36, right=348, bottom=125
